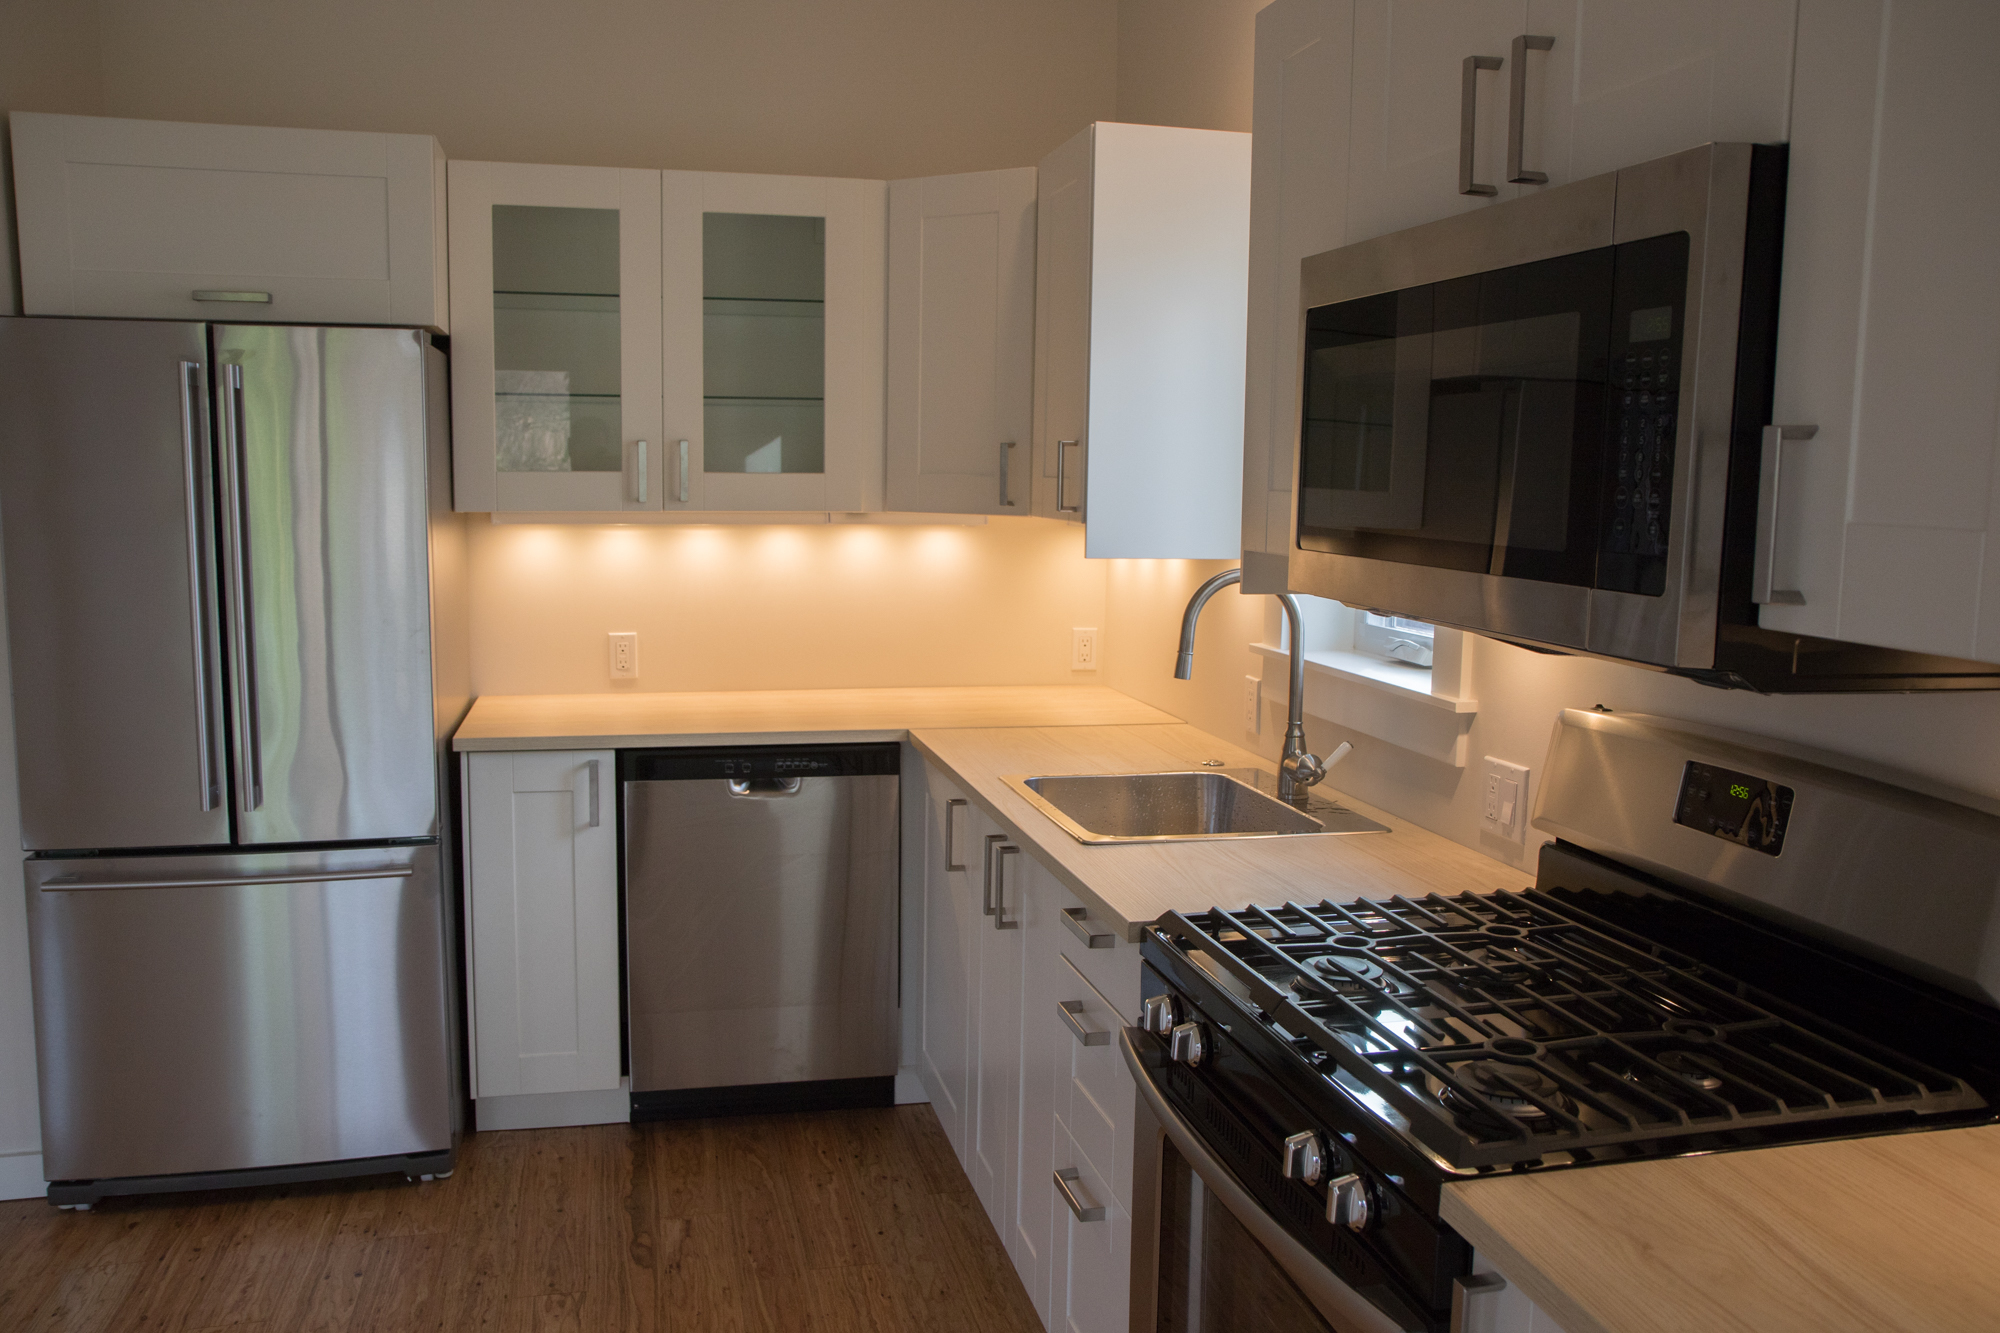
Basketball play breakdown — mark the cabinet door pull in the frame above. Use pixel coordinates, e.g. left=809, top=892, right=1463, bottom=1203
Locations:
left=1459, top=55, right=1504, bottom=197
left=1507, top=35, right=1555, bottom=184
left=676, top=439, right=690, bottom=503
left=1058, top=1000, right=1111, bottom=1047
left=585, top=759, right=601, bottom=828
left=992, top=845, right=1020, bottom=929
left=981, top=833, right=1006, bottom=914
left=1753, top=424, right=1818, bottom=606
left=634, top=440, right=648, bottom=503
left=1057, top=438, right=1082, bottom=514
left=1061, top=906, right=1116, bottom=949
left=944, top=798, right=969, bottom=870
left=999, top=440, right=1017, bottom=508
left=1054, top=1168, right=1105, bottom=1222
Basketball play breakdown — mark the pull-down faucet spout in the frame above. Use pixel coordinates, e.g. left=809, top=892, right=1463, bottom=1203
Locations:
left=1175, top=568, right=1347, bottom=808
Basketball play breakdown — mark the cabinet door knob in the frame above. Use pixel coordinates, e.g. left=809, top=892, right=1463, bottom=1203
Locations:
left=1507, top=35, right=1555, bottom=185
left=1459, top=55, right=1505, bottom=197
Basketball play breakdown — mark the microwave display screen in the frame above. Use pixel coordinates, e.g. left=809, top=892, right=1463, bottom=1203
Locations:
left=1298, top=231, right=1690, bottom=596
left=1673, top=760, right=1793, bottom=856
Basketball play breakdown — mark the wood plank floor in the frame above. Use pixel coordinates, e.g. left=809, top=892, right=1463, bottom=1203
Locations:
left=0, top=1105, right=1046, bottom=1333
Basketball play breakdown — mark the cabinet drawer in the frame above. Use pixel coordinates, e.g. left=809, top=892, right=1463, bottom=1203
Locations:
left=1051, top=1118, right=1132, bottom=1333
left=1052, top=954, right=1135, bottom=1210
left=1050, top=873, right=1140, bottom=1016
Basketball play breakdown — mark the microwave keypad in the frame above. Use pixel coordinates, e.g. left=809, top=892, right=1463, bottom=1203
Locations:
left=1608, top=349, right=1676, bottom=559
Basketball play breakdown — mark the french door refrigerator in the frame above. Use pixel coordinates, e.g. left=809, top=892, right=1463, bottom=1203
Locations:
left=0, top=317, right=469, bottom=1207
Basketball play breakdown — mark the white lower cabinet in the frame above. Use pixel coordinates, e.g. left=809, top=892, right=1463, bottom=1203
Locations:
left=463, top=749, right=620, bottom=1100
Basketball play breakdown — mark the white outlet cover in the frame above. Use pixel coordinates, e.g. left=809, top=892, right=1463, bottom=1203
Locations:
left=1243, top=675, right=1261, bottom=734
left=1481, top=756, right=1529, bottom=842
left=1072, top=627, right=1099, bottom=671
left=608, top=631, right=640, bottom=679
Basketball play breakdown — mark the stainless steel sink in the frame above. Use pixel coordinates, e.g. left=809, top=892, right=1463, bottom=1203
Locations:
left=1005, top=769, right=1389, bottom=844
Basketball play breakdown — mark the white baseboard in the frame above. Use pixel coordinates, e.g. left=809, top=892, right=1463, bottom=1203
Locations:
left=894, top=1067, right=930, bottom=1105
left=475, top=1079, right=630, bottom=1132
left=0, top=1150, right=44, bottom=1201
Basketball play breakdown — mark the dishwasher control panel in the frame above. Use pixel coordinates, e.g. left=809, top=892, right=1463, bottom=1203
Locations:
left=621, top=742, right=901, bottom=783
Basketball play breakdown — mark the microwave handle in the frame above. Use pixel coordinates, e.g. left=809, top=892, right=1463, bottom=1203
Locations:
left=1460, top=54, right=1504, bottom=197
left=1753, top=424, right=1818, bottom=606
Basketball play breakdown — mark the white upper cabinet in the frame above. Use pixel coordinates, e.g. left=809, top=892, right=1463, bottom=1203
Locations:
left=1033, top=122, right=1251, bottom=559
left=449, top=161, right=664, bottom=514
left=1520, top=1, right=1797, bottom=190
left=1761, top=0, right=2000, bottom=664
left=10, top=112, right=445, bottom=330
left=885, top=168, right=1038, bottom=515
left=1242, top=0, right=1357, bottom=587
left=665, top=172, right=888, bottom=513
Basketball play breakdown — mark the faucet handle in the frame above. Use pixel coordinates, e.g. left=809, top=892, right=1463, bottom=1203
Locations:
left=1283, top=751, right=1327, bottom=789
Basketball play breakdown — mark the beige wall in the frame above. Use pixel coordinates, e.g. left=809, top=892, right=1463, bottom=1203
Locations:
left=1115, top=0, right=1264, bottom=132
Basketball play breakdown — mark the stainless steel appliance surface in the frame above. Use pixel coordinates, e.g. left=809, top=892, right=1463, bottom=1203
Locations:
left=1127, top=709, right=2000, bottom=1332
left=1006, top=769, right=1388, bottom=843
left=0, top=317, right=468, bottom=1206
left=622, top=743, right=900, bottom=1119
left=1276, top=142, right=2000, bottom=692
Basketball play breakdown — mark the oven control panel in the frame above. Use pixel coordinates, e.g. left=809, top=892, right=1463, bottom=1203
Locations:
left=1672, top=759, right=1793, bottom=856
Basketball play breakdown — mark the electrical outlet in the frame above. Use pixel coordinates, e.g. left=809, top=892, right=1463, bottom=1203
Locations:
left=1243, top=675, right=1261, bottom=734
left=1071, top=627, right=1099, bottom=671
left=1481, top=756, right=1529, bottom=842
left=608, top=631, right=640, bottom=679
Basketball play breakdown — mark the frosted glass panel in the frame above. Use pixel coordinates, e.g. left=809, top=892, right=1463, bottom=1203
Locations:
left=493, top=205, right=622, bottom=473
left=703, top=213, right=824, bottom=474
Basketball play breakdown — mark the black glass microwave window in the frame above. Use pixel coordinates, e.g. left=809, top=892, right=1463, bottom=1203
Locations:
left=1298, top=232, right=1690, bottom=596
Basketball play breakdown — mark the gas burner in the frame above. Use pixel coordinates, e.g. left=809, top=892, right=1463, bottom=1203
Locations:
left=1657, top=1050, right=1725, bottom=1091
left=1433, top=1059, right=1577, bottom=1124
left=1313, top=953, right=1385, bottom=986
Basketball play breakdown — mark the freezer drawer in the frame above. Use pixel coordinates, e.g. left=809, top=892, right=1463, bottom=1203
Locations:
left=623, top=745, right=900, bottom=1096
left=25, top=845, right=452, bottom=1183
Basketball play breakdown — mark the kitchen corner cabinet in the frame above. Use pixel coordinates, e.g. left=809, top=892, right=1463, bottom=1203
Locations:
left=1033, top=123, right=1251, bottom=559
left=1760, top=0, right=2000, bottom=665
left=885, top=168, right=1038, bottom=515
left=464, top=749, right=620, bottom=1099
left=10, top=111, right=446, bottom=329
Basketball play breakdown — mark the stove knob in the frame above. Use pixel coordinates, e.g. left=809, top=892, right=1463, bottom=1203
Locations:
left=1281, top=1131, right=1325, bottom=1186
left=1167, top=1021, right=1206, bottom=1067
left=1140, top=994, right=1179, bottom=1035
left=1326, top=1172, right=1371, bottom=1232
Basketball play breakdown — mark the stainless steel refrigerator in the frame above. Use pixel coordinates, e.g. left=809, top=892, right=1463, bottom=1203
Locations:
left=0, top=317, right=469, bottom=1207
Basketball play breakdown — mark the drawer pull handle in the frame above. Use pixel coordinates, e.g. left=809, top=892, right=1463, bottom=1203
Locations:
left=1054, top=1168, right=1105, bottom=1222
left=1061, top=906, right=1116, bottom=949
left=192, top=290, right=272, bottom=303
left=1058, top=1000, right=1111, bottom=1047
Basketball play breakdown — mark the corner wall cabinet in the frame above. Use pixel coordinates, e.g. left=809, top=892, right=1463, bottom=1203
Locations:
left=463, top=749, right=620, bottom=1100
left=9, top=111, right=446, bottom=329
left=885, top=168, right=1039, bottom=515
left=1034, top=122, right=1252, bottom=559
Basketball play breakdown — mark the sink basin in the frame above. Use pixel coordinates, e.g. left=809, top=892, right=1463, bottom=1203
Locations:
left=1005, top=770, right=1387, bottom=844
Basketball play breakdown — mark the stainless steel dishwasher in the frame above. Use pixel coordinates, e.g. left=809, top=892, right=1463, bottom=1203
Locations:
left=621, top=743, right=900, bottom=1120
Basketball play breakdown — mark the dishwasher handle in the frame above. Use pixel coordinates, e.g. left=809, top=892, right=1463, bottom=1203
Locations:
left=727, top=777, right=804, bottom=798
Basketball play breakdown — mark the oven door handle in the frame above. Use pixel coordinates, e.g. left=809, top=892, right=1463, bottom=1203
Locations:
left=1121, top=1027, right=1409, bottom=1333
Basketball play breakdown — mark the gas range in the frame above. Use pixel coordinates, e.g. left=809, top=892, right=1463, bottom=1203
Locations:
left=1126, top=710, right=2000, bottom=1333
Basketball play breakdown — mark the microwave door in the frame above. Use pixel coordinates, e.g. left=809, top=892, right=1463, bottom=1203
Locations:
left=0, top=318, right=231, bottom=851
left=1298, top=327, right=1430, bottom=533
left=214, top=325, right=440, bottom=845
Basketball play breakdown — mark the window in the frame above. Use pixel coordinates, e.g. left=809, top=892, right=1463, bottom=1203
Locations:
left=1355, top=611, right=1435, bottom=667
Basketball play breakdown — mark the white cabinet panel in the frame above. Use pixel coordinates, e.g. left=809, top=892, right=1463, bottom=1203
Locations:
left=1050, top=1122, right=1131, bottom=1333
left=886, top=168, right=1038, bottom=515
left=464, top=749, right=619, bottom=1099
left=968, top=820, right=1025, bottom=1228
left=448, top=161, right=664, bottom=514
left=1032, top=123, right=1251, bottom=559
left=918, top=771, right=979, bottom=1155
left=11, top=112, right=445, bottom=330
left=1014, top=856, right=1064, bottom=1325
left=1523, top=1, right=1797, bottom=189
left=1243, top=0, right=1357, bottom=584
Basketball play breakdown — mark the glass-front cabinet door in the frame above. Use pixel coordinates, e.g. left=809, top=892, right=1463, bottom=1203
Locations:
left=449, top=161, right=663, bottom=512
left=662, top=172, right=885, bottom=511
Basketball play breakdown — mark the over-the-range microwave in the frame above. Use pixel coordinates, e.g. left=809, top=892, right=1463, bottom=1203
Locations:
left=1278, top=142, right=2000, bottom=692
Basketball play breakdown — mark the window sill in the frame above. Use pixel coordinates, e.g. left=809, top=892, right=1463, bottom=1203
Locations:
left=1251, top=642, right=1478, bottom=766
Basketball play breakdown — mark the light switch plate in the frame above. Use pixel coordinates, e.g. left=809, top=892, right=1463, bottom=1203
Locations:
left=1072, top=627, right=1099, bottom=671
left=1482, top=756, right=1529, bottom=842
left=609, top=631, right=640, bottom=679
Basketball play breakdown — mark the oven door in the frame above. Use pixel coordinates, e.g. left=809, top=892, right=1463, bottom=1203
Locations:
left=1286, top=143, right=1762, bottom=670
left=1125, top=1029, right=1407, bottom=1333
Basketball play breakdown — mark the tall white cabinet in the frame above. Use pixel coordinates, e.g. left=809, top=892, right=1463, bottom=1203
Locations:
left=1033, top=122, right=1252, bottom=559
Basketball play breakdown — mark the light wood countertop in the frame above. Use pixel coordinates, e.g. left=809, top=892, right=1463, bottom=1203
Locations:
left=907, top=722, right=1529, bottom=940
left=1440, top=1124, right=2000, bottom=1333
left=451, top=685, right=1177, bottom=750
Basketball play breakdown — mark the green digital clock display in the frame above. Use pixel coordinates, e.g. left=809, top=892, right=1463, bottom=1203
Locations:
left=1672, top=761, right=1794, bottom=857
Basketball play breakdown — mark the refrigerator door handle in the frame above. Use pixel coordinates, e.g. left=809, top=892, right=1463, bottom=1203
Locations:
left=219, top=362, right=263, bottom=811
left=40, top=866, right=416, bottom=892
left=178, top=360, right=221, bottom=812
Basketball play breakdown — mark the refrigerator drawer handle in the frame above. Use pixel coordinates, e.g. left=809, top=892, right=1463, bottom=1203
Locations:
left=178, top=359, right=220, bottom=813
left=726, top=777, right=803, bottom=798
left=192, top=290, right=272, bottom=303
left=41, top=866, right=416, bottom=892
left=220, top=362, right=263, bottom=812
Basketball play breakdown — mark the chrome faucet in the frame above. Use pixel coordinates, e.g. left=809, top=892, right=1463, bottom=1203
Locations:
left=1175, top=568, right=1345, bottom=808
